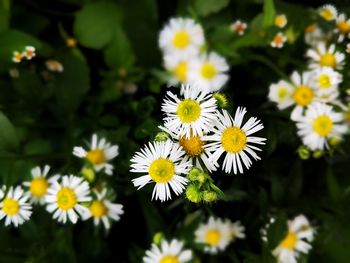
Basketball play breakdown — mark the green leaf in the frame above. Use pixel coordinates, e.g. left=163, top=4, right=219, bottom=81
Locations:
left=0, top=0, right=10, bottom=33
left=53, top=53, right=90, bottom=112
left=326, top=167, right=341, bottom=202
left=262, top=0, right=276, bottom=28
left=74, top=2, right=122, bottom=49
left=267, top=214, right=287, bottom=249
left=192, top=0, right=230, bottom=17
left=104, top=27, right=135, bottom=68
left=0, top=112, right=19, bottom=152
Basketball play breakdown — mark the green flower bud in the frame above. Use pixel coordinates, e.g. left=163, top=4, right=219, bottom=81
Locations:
left=186, top=184, right=202, bottom=203
left=153, top=232, right=164, bottom=245
left=213, top=93, right=228, bottom=108
left=297, top=146, right=310, bottom=160
left=154, top=132, right=170, bottom=142
left=187, top=167, right=202, bottom=182
left=81, top=167, right=95, bottom=183
left=329, top=136, right=342, bottom=146
left=202, top=191, right=218, bottom=203
left=312, top=150, right=323, bottom=159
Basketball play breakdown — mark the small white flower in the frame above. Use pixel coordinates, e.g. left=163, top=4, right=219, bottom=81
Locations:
left=159, top=17, right=205, bottom=57
left=205, top=108, right=266, bottom=174
left=0, top=186, right=32, bottom=227
left=335, top=13, right=350, bottom=42
left=304, top=24, right=331, bottom=47
left=268, top=80, right=294, bottom=110
left=187, top=52, right=229, bottom=92
left=274, top=14, right=287, bottom=28
left=311, top=67, right=342, bottom=96
left=271, top=32, right=287, bottom=48
left=23, top=165, right=59, bottom=204
left=318, top=4, right=338, bottom=21
left=163, top=53, right=194, bottom=86
left=162, top=84, right=218, bottom=139
left=296, top=102, right=347, bottom=150
left=195, top=216, right=245, bottom=254
left=83, top=188, right=123, bottom=230
left=73, top=134, right=119, bottom=175
left=130, top=140, right=192, bottom=202
left=12, top=51, right=23, bottom=63
left=306, top=42, right=345, bottom=70
left=46, top=59, right=64, bottom=72
left=230, top=20, right=247, bottom=35
left=23, top=46, right=36, bottom=60
left=273, top=215, right=315, bottom=263
left=45, top=175, right=91, bottom=224
left=143, top=239, right=192, bottom=263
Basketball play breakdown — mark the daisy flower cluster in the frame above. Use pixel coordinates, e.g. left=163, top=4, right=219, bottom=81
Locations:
left=0, top=134, right=123, bottom=230
left=12, top=46, right=36, bottom=63
left=263, top=215, right=315, bottom=263
left=159, top=17, right=229, bottom=92
left=268, top=4, right=350, bottom=158
left=130, top=84, right=266, bottom=203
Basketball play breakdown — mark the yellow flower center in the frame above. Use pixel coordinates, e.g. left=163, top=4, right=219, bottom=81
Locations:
left=320, top=53, right=336, bottom=68
left=337, top=21, right=350, bottom=33
left=86, top=149, right=106, bottom=165
left=318, top=74, right=331, bottom=89
left=172, top=31, right=190, bottom=49
left=149, top=158, right=175, bottom=183
left=274, top=15, right=287, bottom=28
left=277, top=87, right=289, bottom=100
left=30, top=177, right=48, bottom=197
left=273, top=34, right=284, bottom=46
left=179, top=134, right=205, bottom=157
left=174, top=62, right=187, bottom=82
left=56, top=187, right=77, bottom=210
left=2, top=198, right=19, bottom=216
left=280, top=232, right=298, bottom=250
left=205, top=229, right=221, bottom=246
left=320, top=8, right=335, bottom=21
left=177, top=99, right=201, bottom=123
left=293, top=85, right=314, bottom=106
left=221, top=127, right=247, bottom=153
left=160, top=255, right=179, bottom=263
left=313, top=115, right=333, bottom=137
left=200, top=63, right=217, bottom=79
left=90, top=200, right=108, bottom=218
left=305, top=23, right=316, bottom=33
left=26, top=50, right=34, bottom=57
left=15, top=53, right=23, bottom=61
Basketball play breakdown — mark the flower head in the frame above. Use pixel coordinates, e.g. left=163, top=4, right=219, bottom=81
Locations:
left=319, top=4, right=337, bottom=21
left=335, top=13, right=350, bottom=42
left=230, top=20, right=247, bottom=36
left=271, top=32, right=287, bottom=48
left=268, top=80, right=294, bottom=110
left=274, top=14, right=288, bottom=28
left=12, top=51, right=23, bottom=63
left=163, top=53, right=193, bottom=86
left=311, top=67, right=342, bottom=96
left=306, top=42, right=345, bottom=70
left=23, top=46, right=36, bottom=60
left=46, top=59, right=64, bottom=72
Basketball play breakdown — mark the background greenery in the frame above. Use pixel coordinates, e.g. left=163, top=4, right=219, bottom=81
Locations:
left=1, top=0, right=350, bottom=262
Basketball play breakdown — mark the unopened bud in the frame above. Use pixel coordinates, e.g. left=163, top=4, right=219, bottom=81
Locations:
left=312, top=150, right=323, bottom=159
left=153, top=232, right=164, bottom=245
left=329, top=136, right=342, bottom=146
left=213, top=93, right=228, bottom=108
left=154, top=132, right=170, bottom=142
left=203, top=191, right=218, bottom=202
left=81, top=167, right=95, bottom=183
left=297, top=146, right=310, bottom=160
left=185, top=184, right=202, bottom=203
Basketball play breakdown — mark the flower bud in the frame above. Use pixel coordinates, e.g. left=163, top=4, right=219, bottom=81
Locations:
left=81, top=167, right=95, bottom=183
left=153, top=232, right=164, bottom=245
left=185, top=184, right=202, bottom=203
left=312, top=150, right=323, bottom=159
left=297, top=146, right=310, bottom=160
left=154, top=132, right=170, bottom=142
left=202, top=191, right=218, bottom=203
left=213, top=93, right=228, bottom=108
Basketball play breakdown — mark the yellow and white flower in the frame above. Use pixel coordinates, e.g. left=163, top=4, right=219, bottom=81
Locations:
left=296, top=102, right=347, bottom=150
left=205, top=108, right=266, bottom=174
left=230, top=20, right=247, bottom=36
left=159, top=17, right=205, bottom=57
left=23, top=165, right=59, bottom=204
left=312, top=67, right=342, bottom=96
left=273, top=215, right=315, bottom=263
left=46, top=59, right=64, bottom=72
left=73, top=134, right=119, bottom=175
left=45, top=175, right=91, bottom=224
left=83, top=188, right=123, bottom=230
left=195, top=216, right=245, bottom=254
left=12, top=51, right=23, bottom=63
left=306, top=42, right=345, bottom=70
left=23, top=46, right=36, bottom=60
left=271, top=32, right=287, bottom=48
left=163, top=53, right=193, bottom=86
left=318, top=4, right=337, bottom=21
left=188, top=52, right=229, bottom=92
left=268, top=80, right=294, bottom=110
left=304, top=24, right=330, bottom=47
left=335, top=13, right=350, bottom=42
left=130, top=140, right=192, bottom=202
left=275, top=14, right=288, bottom=28
left=0, top=186, right=32, bottom=227
left=143, top=239, right=192, bottom=263
left=346, top=43, right=350, bottom=54
left=162, top=84, right=218, bottom=139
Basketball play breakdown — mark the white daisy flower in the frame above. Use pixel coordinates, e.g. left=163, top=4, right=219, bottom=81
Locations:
left=159, top=17, right=205, bottom=57
left=83, top=188, right=123, bottom=230
left=163, top=53, right=193, bottom=86
left=275, top=14, right=288, bottom=28
left=306, top=42, right=345, bottom=70
left=296, top=102, right=347, bottom=150
left=162, top=84, right=218, bottom=139
left=159, top=126, right=218, bottom=173
left=143, top=239, right=192, bottom=263
left=335, top=13, right=350, bottom=42
left=230, top=20, right=247, bottom=36
left=273, top=215, right=315, bottom=263
left=205, top=108, right=266, bottom=174
left=195, top=216, right=245, bottom=254
left=346, top=43, right=350, bottom=54
left=304, top=24, right=331, bottom=47
left=23, top=165, right=59, bottom=204
left=12, top=51, right=23, bottom=63
left=318, top=4, right=338, bottom=21
left=45, top=175, right=91, bottom=224
left=268, top=80, right=294, bottom=110
left=46, top=59, right=64, bottom=72
left=187, top=52, right=229, bottom=92
left=312, top=67, right=342, bottom=95
left=130, top=140, right=192, bottom=202
left=271, top=32, right=287, bottom=48
left=23, top=46, right=36, bottom=60
left=73, top=134, right=119, bottom=175
left=0, top=186, right=32, bottom=227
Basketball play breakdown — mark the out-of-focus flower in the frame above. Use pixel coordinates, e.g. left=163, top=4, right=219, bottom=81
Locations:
left=346, top=43, right=350, bottom=53
left=306, top=42, right=345, bottom=70
left=23, top=46, right=36, bottom=60
left=311, top=66, right=342, bottom=96
left=46, top=59, right=64, bottom=72
left=268, top=80, right=294, bottom=110
left=230, top=20, right=247, bottom=36
left=318, top=4, right=338, bottom=21
left=8, top=68, right=19, bottom=78
left=66, top=37, right=77, bottom=47
left=304, top=24, right=331, bottom=47
left=335, top=13, right=350, bottom=42
left=163, top=53, right=193, bottom=85
left=12, top=51, right=23, bottom=63
left=271, top=32, right=287, bottom=48
left=274, top=14, right=288, bottom=28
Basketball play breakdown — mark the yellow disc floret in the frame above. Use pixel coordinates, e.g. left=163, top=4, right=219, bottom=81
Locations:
left=320, top=54, right=336, bottom=68
left=221, top=127, right=247, bottom=153
left=205, top=229, right=221, bottom=246
left=149, top=158, right=175, bottom=183
left=86, top=149, right=106, bottom=165
left=172, top=31, right=190, bottom=49
left=2, top=198, right=20, bottom=216
left=56, top=187, right=77, bottom=210
left=293, top=85, right=314, bottom=106
left=313, top=115, right=333, bottom=137
left=280, top=231, right=298, bottom=250
left=160, top=255, right=180, bottom=263
left=174, top=62, right=187, bottom=82
left=90, top=200, right=108, bottom=218
left=179, top=134, right=205, bottom=157
left=200, top=63, right=217, bottom=79
left=318, top=74, right=331, bottom=89
left=30, top=177, right=48, bottom=197
left=177, top=99, right=201, bottom=123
